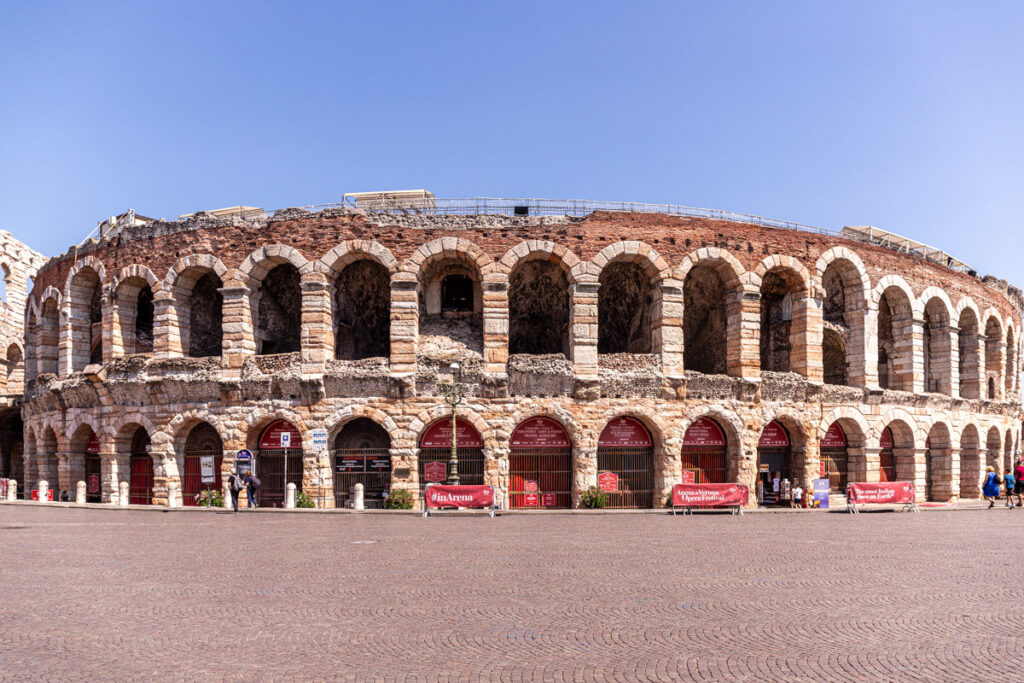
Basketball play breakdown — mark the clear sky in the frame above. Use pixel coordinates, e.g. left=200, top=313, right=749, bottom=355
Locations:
left=1, top=1, right=1022, bottom=283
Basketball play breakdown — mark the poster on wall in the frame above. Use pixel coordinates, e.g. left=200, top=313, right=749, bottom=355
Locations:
left=813, top=479, right=830, bottom=509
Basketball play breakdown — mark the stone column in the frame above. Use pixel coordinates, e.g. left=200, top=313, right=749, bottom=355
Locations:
left=572, top=446, right=598, bottom=508
left=100, top=437, right=122, bottom=504
left=58, top=302, right=74, bottom=376
left=902, top=317, right=925, bottom=394
left=946, top=325, right=960, bottom=398
left=389, top=446, right=419, bottom=509
left=300, top=272, right=333, bottom=375
left=152, top=290, right=176, bottom=358
left=798, top=439, right=819, bottom=492
left=791, top=292, right=823, bottom=382
left=150, top=434, right=177, bottom=507
left=853, top=446, right=876, bottom=483
left=959, top=447, right=982, bottom=498
left=219, top=283, right=255, bottom=380
left=482, top=274, right=509, bottom=377
left=100, top=290, right=114, bottom=362
left=731, top=284, right=761, bottom=380
left=389, top=273, right=418, bottom=379
left=897, top=447, right=926, bottom=503
left=654, top=278, right=684, bottom=377
left=734, top=436, right=759, bottom=508
left=64, top=452, right=85, bottom=496
left=301, top=445, right=322, bottom=507
left=570, top=275, right=599, bottom=381
left=486, top=445, right=509, bottom=509
left=856, top=305, right=878, bottom=388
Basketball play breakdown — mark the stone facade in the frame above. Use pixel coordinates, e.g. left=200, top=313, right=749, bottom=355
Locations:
left=18, top=208, right=1024, bottom=508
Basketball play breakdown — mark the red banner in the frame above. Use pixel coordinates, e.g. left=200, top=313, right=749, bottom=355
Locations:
left=846, top=481, right=915, bottom=504
left=258, top=420, right=303, bottom=449
left=510, top=417, right=571, bottom=448
left=758, top=421, right=790, bottom=448
left=598, top=471, right=618, bottom=492
left=420, top=419, right=484, bottom=449
left=598, top=417, right=652, bottom=448
left=671, top=483, right=749, bottom=507
left=683, top=417, right=726, bottom=447
left=820, top=422, right=847, bottom=448
left=425, top=484, right=494, bottom=509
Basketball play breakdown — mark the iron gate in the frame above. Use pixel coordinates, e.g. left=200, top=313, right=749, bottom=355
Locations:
left=418, top=448, right=484, bottom=490
left=333, top=448, right=391, bottom=509
left=680, top=447, right=726, bottom=483
left=183, top=451, right=223, bottom=506
left=509, top=448, right=572, bottom=509
left=129, top=455, right=153, bottom=505
left=925, top=450, right=934, bottom=501
left=85, top=454, right=102, bottom=503
left=879, top=449, right=896, bottom=482
left=820, top=447, right=848, bottom=491
left=256, top=449, right=304, bottom=507
left=757, top=447, right=791, bottom=505
left=596, top=446, right=654, bottom=509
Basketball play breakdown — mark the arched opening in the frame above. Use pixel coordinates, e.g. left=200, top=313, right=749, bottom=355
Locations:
left=509, top=260, right=570, bottom=356
left=959, top=425, right=981, bottom=498
left=877, top=288, right=912, bottom=391
left=69, top=425, right=102, bottom=504
left=821, top=260, right=865, bottom=387
left=820, top=422, right=849, bottom=492
left=680, top=417, right=727, bottom=484
left=986, top=426, right=1003, bottom=473
left=509, top=417, right=572, bottom=509
left=183, top=423, right=223, bottom=506
left=759, top=269, right=801, bottom=372
left=113, top=278, right=154, bottom=356
left=598, top=261, right=653, bottom=354
left=418, top=257, right=483, bottom=356
left=925, top=423, right=952, bottom=502
left=334, top=260, right=390, bottom=360
left=757, top=421, right=792, bottom=506
left=985, top=317, right=1003, bottom=400
left=37, top=298, right=60, bottom=375
left=38, top=427, right=59, bottom=498
left=189, top=272, right=223, bottom=357
left=69, top=267, right=104, bottom=370
left=597, top=417, right=654, bottom=509
left=958, top=308, right=980, bottom=398
left=128, top=427, right=153, bottom=505
left=0, top=411, right=23, bottom=494
left=989, top=377, right=996, bottom=400
left=255, top=420, right=304, bottom=507
left=923, top=298, right=951, bottom=395
left=332, top=418, right=391, bottom=509
left=1006, top=328, right=1016, bottom=395
left=684, top=265, right=727, bottom=374
left=822, top=328, right=847, bottom=386
left=418, top=418, right=485, bottom=490
left=256, top=264, right=301, bottom=355
left=879, top=427, right=896, bottom=482
left=6, top=344, right=22, bottom=395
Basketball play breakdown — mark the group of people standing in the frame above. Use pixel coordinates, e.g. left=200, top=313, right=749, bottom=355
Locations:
left=227, top=469, right=261, bottom=512
left=982, top=460, right=1024, bottom=509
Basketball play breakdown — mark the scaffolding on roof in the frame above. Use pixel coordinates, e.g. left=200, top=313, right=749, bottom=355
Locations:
left=840, top=225, right=974, bottom=274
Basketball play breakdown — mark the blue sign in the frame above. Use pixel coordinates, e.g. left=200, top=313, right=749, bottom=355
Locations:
left=236, top=449, right=252, bottom=460
left=813, top=478, right=830, bottom=509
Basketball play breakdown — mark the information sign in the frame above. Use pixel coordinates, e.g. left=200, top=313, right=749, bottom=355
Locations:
left=598, top=417, right=652, bottom=447
left=523, top=479, right=538, bottom=492
left=510, top=417, right=571, bottom=448
left=87, top=474, right=100, bottom=494
left=541, top=493, right=557, bottom=507
left=199, top=455, right=216, bottom=484
left=280, top=432, right=291, bottom=448
left=524, top=492, right=539, bottom=507
left=758, top=421, right=790, bottom=447
left=681, top=470, right=695, bottom=484
left=813, top=478, right=830, bottom=509
left=424, top=460, right=448, bottom=483
left=420, top=419, right=484, bottom=448
left=235, top=450, right=253, bottom=477
left=682, top=418, right=726, bottom=447
left=311, top=428, right=328, bottom=453
left=821, top=422, right=847, bottom=448
left=598, top=471, right=619, bottom=492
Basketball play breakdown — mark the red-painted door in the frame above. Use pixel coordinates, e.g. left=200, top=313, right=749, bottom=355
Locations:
left=130, top=455, right=153, bottom=505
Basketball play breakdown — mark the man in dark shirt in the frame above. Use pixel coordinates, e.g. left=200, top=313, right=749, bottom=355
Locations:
left=1014, top=460, right=1024, bottom=508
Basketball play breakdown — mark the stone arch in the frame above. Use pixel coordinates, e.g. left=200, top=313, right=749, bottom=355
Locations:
left=64, top=413, right=102, bottom=446
left=873, top=276, right=917, bottom=391
left=755, top=257, right=810, bottom=374
left=503, top=241, right=576, bottom=357
left=243, top=409, right=309, bottom=450
left=62, top=256, right=107, bottom=302
left=814, top=246, right=870, bottom=305
left=502, top=406, right=588, bottom=450
left=956, top=298, right=982, bottom=399
left=35, top=288, right=62, bottom=376
left=875, top=408, right=919, bottom=446
left=924, top=419, right=954, bottom=501
left=238, top=244, right=309, bottom=282
left=958, top=422, right=983, bottom=498
left=63, top=260, right=106, bottom=372
left=920, top=291, right=953, bottom=395
left=986, top=424, right=1003, bottom=471
left=167, top=410, right=230, bottom=454
left=678, top=248, right=746, bottom=376
left=110, top=265, right=159, bottom=357
left=408, top=403, right=495, bottom=451
left=499, top=240, right=581, bottom=279
left=163, top=254, right=228, bottom=359
left=752, top=255, right=812, bottom=294
left=984, top=312, right=1004, bottom=400
left=5, top=341, right=23, bottom=394
left=674, top=407, right=745, bottom=487
left=817, top=406, right=870, bottom=447
left=324, top=405, right=401, bottom=445
left=324, top=244, right=393, bottom=361
left=319, top=240, right=399, bottom=278
left=240, top=246, right=308, bottom=356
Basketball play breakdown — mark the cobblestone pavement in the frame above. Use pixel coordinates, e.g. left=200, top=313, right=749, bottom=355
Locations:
left=1, top=506, right=1021, bottom=682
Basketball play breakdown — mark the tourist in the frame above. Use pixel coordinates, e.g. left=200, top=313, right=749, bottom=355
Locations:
left=1014, top=460, right=1024, bottom=507
left=791, top=483, right=803, bottom=509
left=1005, top=469, right=1016, bottom=509
left=983, top=466, right=1001, bottom=508
left=245, top=471, right=261, bottom=509
left=227, top=469, right=244, bottom=513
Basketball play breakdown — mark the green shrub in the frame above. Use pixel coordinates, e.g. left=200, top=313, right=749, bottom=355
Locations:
left=194, top=489, right=223, bottom=508
left=384, top=488, right=414, bottom=510
left=295, top=490, right=316, bottom=508
left=579, top=486, right=608, bottom=509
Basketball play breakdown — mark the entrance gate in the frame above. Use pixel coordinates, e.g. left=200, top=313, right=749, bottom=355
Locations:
left=819, top=422, right=848, bottom=492
left=418, top=418, right=485, bottom=490
left=84, top=430, right=102, bottom=503
left=333, top=418, right=391, bottom=509
left=757, top=421, right=791, bottom=505
left=129, top=427, right=152, bottom=505
left=256, top=420, right=304, bottom=507
left=183, top=423, right=223, bottom=506
left=597, top=417, right=654, bottom=509
left=879, top=427, right=896, bottom=482
left=925, top=436, right=934, bottom=501
left=680, top=417, right=727, bottom=483
left=509, top=417, right=572, bottom=509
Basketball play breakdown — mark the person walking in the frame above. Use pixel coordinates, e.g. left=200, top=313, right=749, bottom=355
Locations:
left=983, top=466, right=1002, bottom=509
left=227, top=469, right=244, bottom=513
left=245, top=471, right=261, bottom=509
left=1014, top=459, right=1024, bottom=508
left=1004, top=469, right=1016, bottom=509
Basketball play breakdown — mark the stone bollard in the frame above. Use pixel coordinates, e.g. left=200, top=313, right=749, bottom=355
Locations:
left=353, top=483, right=365, bottom=510
left=6, top=479, right=16, bottom=501
left=76, top=481, right=86, bottom=504
left=285, top=483, right=296, bottom=509
left=167, top=482, right=179, bottom=507
left=119, top=481, right=129, bottom=506
left=38, top=480, right=49, bottom=503
left=222, top=482, right=231, bottom=509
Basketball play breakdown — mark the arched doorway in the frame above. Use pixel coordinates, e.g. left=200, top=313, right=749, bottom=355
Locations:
left=183, top=423, right=223, bottom=506
left=418, top=418, right=485, bottom=489
left=597, top=417, right=654, bottom=509
left=820, top=422, right=848, bottom=492
left=680, top=417, right=727, bottom=483
left=84, top=430, right=102, bottom=503
left=757, top=420, right=792, bottom=505
left=879, top=427, right=896, bottom=482
left=129, top=427, right=153, bottom=505
left=333, top=418, right=391, bottom=509
left=256, top=420, right=304, bottom=507
left=509, top=417, right=572, bottom=509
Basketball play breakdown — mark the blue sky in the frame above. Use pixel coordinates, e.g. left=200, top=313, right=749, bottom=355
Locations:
left=1, top=1, right=1022, bottom=282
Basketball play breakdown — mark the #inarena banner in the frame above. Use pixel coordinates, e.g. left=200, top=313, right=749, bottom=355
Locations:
left=846, top=481, right=915, bottom=504
left=424, top=484, right=494, bottom=509
left=671, top=483, right=749, bottom=507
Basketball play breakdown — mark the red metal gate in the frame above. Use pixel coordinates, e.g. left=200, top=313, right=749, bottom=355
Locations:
left=333, top=449, right=391, bottom=508
left=183, top=423, right=223, bottom=506
left=681, top=417, right=727, bottom=484
left=418, top=418, right=485, bottom=491
left=597, top=417, right=654, bottom=509
left=256, top=450, right=304, bottom=507
left=820, top=421, right=848, bottom=491
left=85, top=454, right=102, bottom=503
left=879, top=427, right=896, bottom=482
left=129, top=455, right=153, bottom=505
left=509, top=417, right=572, bottom=509
left=757, top=421, right=791, bottom=505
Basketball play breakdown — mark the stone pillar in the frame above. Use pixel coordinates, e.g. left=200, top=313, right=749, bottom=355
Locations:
left=856, top=305, right=877, bottom=388
left=896, top=447, right=926, bottom=502
left=903, top=317, right=925, bottom=394
left=791, top=293, right=823, bottom=382
left=573, top=446, right=598, bottom=507
left=76, top=481, right=86, bottom=504
left=6, top=480, right=16, bottom=501
left=482, top=274, right=509, bottom=376
left=100, top=291, right=114, bottom=362
left=58, top=302, right=74, bottom=376
left=731, top=284, right=761, bottom=380
left=353, top=483, right=365, bottom=510
left=734, top=432, right=759, bottom=507
left=37, top=479, right=49, bottom=503
left=389, top=446, right=419, bottom=509
left=849, top=446, right=871, bottom=483
left=219, top=283, right=254, bottom=380
left=654, top=278, right=684, bottom=377
left=150, top=437, right=178, bottom=507
left=57, top=453, right=74, bottom=497
left=486, top=445, right=509, bottom=509
left=959, top=447, right=982, bottom=498
left=100, top=435, right=124, bottom=504
left=119, top=481, right=129, bottom=506
left=947, top=326, right=960, bottom=398
left=301, top=447, right=322, bottom=508
left=300, top=272, right=332, bottom=375
left=570, top=276, right=599, bottom=380
left=656, top=436, right=682, bottom=509
left=152, top=290, right=176, bottom=358
left=798, top=439, right=819, bottom=492
left=285, top=483, right=296, bottom=508
left=389, top=273, right=418, bottom=379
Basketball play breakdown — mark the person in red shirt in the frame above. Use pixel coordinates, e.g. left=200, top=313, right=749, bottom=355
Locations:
left=1014, top=460, right=1024, bottom=507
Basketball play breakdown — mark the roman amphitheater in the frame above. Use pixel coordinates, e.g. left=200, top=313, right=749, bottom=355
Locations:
left=5, top=198, right=1023, bottom=509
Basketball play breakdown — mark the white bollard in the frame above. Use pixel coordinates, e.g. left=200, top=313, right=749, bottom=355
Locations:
left=285, top=482, right=296, bottom=509
left=353, top=483, right=365, bottom=510
left=38, top=480, right=49, bottom=503
left=167, top=482, right=179, bottom=507
left=76, top=481, right=86, bottom=504
left=6, top=479, right=16, bottom=501
left=119, top=481, right=129, bottom=506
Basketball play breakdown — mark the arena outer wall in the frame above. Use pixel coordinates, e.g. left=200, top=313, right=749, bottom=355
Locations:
left=18, top=207, right=1024, bottom=509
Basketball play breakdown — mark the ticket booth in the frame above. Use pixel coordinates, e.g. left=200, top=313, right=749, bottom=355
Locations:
left=84, top=430, right=102, bottom=503
left=819, top=422, right=848, bottom=492
left=418, top=418, right=485, bottom=490
left=879, top=427, right=896, bottom=482
left=509, top=417, right=572, bottom=509
left=597, top=417, right=654, bottom=509
left=333, top=418, right=391, bottom=509
left=680, top=417, right=727, bottom=483
left=183, top=423, right=223, bottom=506
left=757, top=421, right=791, bottom=506
left=129, top=427, right=153, bottom=505
left=256, top=420, right=304, bottom=507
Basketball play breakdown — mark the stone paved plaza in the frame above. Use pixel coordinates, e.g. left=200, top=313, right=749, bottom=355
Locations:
left=1, top=505, right=1021, bottom=681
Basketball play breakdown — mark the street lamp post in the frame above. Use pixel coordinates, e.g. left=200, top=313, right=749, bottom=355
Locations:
left=441, top=362, right=463, bottom=485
